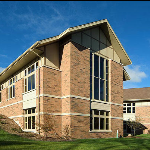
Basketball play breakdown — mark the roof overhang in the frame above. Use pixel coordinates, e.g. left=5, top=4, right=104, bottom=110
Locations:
left=0, top=19, right=132, bottom=84
left=39, top=19, right=132, bottom=66
left=0, top=42, right=43, bottom=83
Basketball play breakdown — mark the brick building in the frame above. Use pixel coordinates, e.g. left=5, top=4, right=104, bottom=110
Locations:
left=0, top=19, right=131, bottom=139
left=123, top=87, right=150, bottom=135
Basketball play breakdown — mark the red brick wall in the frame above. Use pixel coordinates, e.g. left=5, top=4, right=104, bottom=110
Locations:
left=0, top=79, right=24, bottom=128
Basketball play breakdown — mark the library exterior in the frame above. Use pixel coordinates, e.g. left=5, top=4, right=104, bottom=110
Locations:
left=0, top=19, right=131, bottom=139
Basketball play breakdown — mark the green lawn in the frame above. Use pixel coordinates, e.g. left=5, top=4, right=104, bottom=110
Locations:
left=0, top=129, right=150, bottom=150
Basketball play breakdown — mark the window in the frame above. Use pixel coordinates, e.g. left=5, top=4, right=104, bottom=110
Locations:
left=8, top=77, right=16, bottom=99
left=91, top=109, right=110, bottom=130
left=90, top=52, right=109, bottom=102
left=24, top=62, right=38, bottom=93
left=123, top=103, right=135, bottom=113
left=24, top=108, right=36, bottom=130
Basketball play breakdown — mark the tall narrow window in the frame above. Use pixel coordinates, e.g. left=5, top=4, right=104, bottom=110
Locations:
left=8, top=77, right=15, bottom=99
left=91, top=53, right=109, bottom=102
left=24, top=62, right=37, bottom=93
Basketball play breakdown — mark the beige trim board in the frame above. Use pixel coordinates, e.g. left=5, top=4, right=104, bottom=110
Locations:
left=39, top=94, right=90, bottom=100
left=91, top=99, right=123, bottom=106
left=89, top=130, right=112, bottom=133
left=40, top=112, right=90, bottom=116
left=41, top=65, right=62, bottom=72
left=111, top=116, right=123, bottom=120
left=0, top=100, right=23, bottom=109
left=124, top=98, right=150, bottom=102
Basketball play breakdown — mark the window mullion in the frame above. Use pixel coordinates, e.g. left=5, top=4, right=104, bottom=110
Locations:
left=104, top=59, right=106, bottom=101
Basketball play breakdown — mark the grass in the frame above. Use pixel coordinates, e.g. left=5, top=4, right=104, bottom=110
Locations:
left=1, top=129, right=150, bottom=150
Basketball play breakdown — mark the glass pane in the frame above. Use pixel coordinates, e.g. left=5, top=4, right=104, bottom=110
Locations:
left=13, top=78, right=15, bottom=83
left=28, top=117, right=31, bottom=129
left=25, top=123, right=27, bottom=129
left=106, top=118, right=109, bottom=130
left=127, top=103, right=131, bottom=106
left=94, top=55, right=99, bottom=77
left=32, top=108, right=35, bottom=113
left=106, top=73, right=108, bottom=81
left=10, top=87, right=12, bottom=98
left=100, top=111, right=104, bottom=115
left=10, top=79, right=12, bottom=85
left=123, top=104, right=126, bottom=106
left=31, top=65, right=34, bottom=73
left=31, top=74, right=35, bottom=90
left=94, top=77, right=99, bottom=100
left=25, top=79, right=27, bottom=92
left=28, top=76, right=31, bottom=91
left=123, top=107, right=126, bottom=110
left=132, top=103, right=135, bottom=106
left=94, top=117, right=99, bottom=130
left=106, top=94, right=108, bottom=102
left=106, top=112, right=109, bottom=116
left=25, top=70, right=27, bottom=76
left=32, top=116, right=35, bottom=129
left=127, top=107, right=131, bottom=113
left=132, top=107, right=135, bottom=113
left=123, top=110, right=126, bottom=113
left=25, top=117, right=27, bottom=122
left=94, top=110, right=99, bottom=115
left=106, top=60, right=108, bottom=67
left=36, top=62, right=38, bottom=69
left=25, top=110, right=27, bottom=114
left=100, top=57, right=104, bottom=79
left=90, top=75, right=92, bottom=99
left=28, top=109, right=31, bottom=114
left=100, top=118, right=104, bottom=129
left=13, top=85, right=15, bottom=97
left=100, top=79, right=104, bottom=101
left=106, top=124, right=109, bottom=130
left=28, top=67, right=31, bottom=74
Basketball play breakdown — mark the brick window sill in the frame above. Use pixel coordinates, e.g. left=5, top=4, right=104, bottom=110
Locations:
left=89, top=130, right=112, bottom=133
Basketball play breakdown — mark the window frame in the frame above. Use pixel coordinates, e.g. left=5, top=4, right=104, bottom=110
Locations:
left=24, top=107, right=36, bottom=130
left=123, top=103, right=135, bottom=114
left=91, top=109, right=110, bottom=131
left=8, top=76, right=16, bottom=100
left=91, top=52, right=109, bottom=102
left=24, top=62, right=38, bottom=93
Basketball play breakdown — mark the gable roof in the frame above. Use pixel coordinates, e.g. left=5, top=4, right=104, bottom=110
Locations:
left=0, top=19, right=132, bottom=84
left=124, top=87, right=150, bottom=101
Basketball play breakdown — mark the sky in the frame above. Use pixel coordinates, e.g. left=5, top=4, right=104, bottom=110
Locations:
left=0, top=1, right=149, bottom=89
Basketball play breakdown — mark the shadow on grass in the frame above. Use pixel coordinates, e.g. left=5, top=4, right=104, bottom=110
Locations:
left=0, top=141, right=34, bottom=146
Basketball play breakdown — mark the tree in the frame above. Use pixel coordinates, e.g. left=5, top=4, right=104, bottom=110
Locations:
left=126, top=116, right=147, bottom=136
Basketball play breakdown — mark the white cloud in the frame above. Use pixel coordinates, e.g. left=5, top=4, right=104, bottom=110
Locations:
left=124, top=65, right=147, bottom=82
left=0, top=54, right=8, bottom=58
left=0, top=67, right=5, bottom=73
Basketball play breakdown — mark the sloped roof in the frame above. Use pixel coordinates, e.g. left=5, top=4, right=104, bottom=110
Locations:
left=0, top=19, right=132, bottom=83
left=124, top=87, right=150, bottom=101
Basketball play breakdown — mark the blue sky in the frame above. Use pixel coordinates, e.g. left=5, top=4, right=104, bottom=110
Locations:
left=0, top=1, right=149, bottom=89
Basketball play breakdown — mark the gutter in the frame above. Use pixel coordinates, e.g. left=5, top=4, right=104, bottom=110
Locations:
left=0, top=41, right=41, bottom=76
